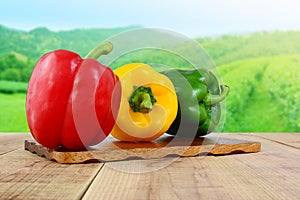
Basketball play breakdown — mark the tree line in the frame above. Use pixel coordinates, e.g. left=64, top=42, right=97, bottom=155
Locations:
left=0, top=53, right=35, bottom=82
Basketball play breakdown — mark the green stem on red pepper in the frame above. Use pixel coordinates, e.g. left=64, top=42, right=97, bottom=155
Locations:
left=85, top=41, right=113, bottom=59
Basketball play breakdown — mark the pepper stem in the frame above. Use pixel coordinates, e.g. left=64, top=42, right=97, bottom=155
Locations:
left=85, top=41, right=113, bottom=59
left=128, top=86, right=157, bottom=113
left=204, top=85, right=230, bottom=106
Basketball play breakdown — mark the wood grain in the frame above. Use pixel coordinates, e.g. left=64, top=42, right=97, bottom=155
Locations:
left=252, top=132, right=300, bottom=149
left=0, top=149, right=102, bottom=200
left=0, top=133, right=31, bottom=155
left=24, top=134, right=261, bottom=163
left=82, top=133, right=300, bottom=200
left=0, top=133, right=103, bottom=200
left=1, top=133, right=299, bottom=200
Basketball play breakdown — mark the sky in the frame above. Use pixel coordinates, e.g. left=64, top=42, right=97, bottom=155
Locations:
left=1, top=0, right=300, bottom=37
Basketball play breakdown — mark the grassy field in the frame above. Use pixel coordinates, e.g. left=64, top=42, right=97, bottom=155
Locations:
left=0, top=80, right=27, bottom=94
left=0, top=93, right=29, bottom=132
left=219, top=54, right=300, bottom=132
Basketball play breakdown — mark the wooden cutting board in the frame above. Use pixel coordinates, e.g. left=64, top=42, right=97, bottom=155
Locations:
left=24, top=134, right=261, bottom=164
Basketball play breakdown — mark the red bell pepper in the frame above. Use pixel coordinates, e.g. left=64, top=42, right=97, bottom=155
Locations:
left=26, top=42, right=121, bottom=150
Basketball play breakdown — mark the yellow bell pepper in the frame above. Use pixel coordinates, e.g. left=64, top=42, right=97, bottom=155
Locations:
left=111, top=63, right=178, bottom=141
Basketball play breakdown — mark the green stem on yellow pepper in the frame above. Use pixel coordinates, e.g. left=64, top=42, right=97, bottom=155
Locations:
left=128, top=86, right=157, bottom=113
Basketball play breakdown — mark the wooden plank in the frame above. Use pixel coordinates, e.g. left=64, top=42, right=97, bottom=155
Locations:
left=252, top=133, right=300, bottom=149
left=0, top=149, right=103, bottom=199
left=24, top=134, right=261, bottom=163
left=82, top=133, right=300, bottom=200
left=0, top=134, right=103, bottom=200
left=221, top=133, right=300, bottom=199
left=0, top=133, right=31, bottom=155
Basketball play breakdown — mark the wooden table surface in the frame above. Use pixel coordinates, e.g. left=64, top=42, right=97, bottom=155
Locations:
left=0, top=133, right=299, bottom=200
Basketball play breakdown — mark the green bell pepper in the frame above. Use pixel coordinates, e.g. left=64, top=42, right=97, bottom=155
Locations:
left=160, top=69, right=229, bottom=137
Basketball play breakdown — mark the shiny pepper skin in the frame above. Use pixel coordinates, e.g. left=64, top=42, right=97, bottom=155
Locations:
left=26, top=42, right=121, bottom=149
